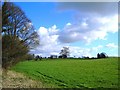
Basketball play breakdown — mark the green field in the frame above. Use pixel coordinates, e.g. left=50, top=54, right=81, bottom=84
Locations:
left=11, top=57, right=118, bottom=88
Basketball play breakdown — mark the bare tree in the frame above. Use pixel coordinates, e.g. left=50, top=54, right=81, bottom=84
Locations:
left=2, top=2, right=39, bottom=48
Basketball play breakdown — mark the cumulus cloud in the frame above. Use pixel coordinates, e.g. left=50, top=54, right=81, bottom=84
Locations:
left=57, top=2, right=118, bottom=43
left=48, top=25, right=59, bottom=35
left=58, top=15, right=118, bottom=43
left=106, top=43, right=118, bottom=48
left=37, top=26, right=59, bottom=46
left=30, top=25, right=69, bottom=57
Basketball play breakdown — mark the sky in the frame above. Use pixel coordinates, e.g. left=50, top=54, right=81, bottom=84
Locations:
left=14, top=2, right=118, bottom=58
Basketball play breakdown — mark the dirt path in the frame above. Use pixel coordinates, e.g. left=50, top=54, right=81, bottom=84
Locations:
left=2, top=70, right=45, bottom=88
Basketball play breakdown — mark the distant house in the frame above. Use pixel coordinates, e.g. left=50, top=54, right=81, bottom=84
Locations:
left=50, top=55, right=57, bottom=59
left=58, top=55, right=67, bottom=58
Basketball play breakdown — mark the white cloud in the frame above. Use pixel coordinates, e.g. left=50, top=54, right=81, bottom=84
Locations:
left=37, top=26, right=59, bottom=46
left=66, top=23, right=72, bottom=26
left=48, top=25, right=59, bottom=35
left=106, top=43, right=118, bottom=48
left=58, top=15, right=118, bottom=43
left=38, top=27, right=48, bottom=36
left=30, top=25, right=69, bottom=57
left=57, top=2, right=118, bottom=44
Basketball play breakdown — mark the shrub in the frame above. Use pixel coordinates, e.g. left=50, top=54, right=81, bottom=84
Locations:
left=2, top=35, right=29, bottom=69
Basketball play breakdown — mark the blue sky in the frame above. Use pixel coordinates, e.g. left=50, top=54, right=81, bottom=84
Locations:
left=14, top=2, right=118, bottom=57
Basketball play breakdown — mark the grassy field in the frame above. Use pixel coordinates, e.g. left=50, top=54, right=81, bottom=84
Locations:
left=11, top=57, right=118, bottom=88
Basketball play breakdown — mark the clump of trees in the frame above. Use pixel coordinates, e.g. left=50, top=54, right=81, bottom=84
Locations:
left=35, top=55, right=42, bottom=61
left=2, top=2, right=39, bottom=69
left=59, top=47, right=70, bottom=58
left=97, top=52, right=108, bottom=59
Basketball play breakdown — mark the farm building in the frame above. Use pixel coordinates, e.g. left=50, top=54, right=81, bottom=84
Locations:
left=50, top=55, right=57, bottom=59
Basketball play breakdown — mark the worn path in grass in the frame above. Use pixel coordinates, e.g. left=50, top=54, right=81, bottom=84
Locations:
left=11, top=58, right=118, bottom=88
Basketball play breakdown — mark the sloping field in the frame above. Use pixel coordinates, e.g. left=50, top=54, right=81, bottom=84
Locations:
left=11, top=58, right=118, bottom=88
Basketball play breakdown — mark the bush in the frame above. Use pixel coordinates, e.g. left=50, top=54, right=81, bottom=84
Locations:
left=26, top=54, right=35, bottom=60
left=2, top=35, right=29, bottom=69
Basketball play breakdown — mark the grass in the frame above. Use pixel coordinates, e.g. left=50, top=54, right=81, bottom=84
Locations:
left=11, top=57, right=118, bottom=88
left=2, top=70, right=45, bottom=88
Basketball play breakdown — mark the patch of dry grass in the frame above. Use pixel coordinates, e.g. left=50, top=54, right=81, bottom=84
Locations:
left=2, top=70, right=45, bottom=88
